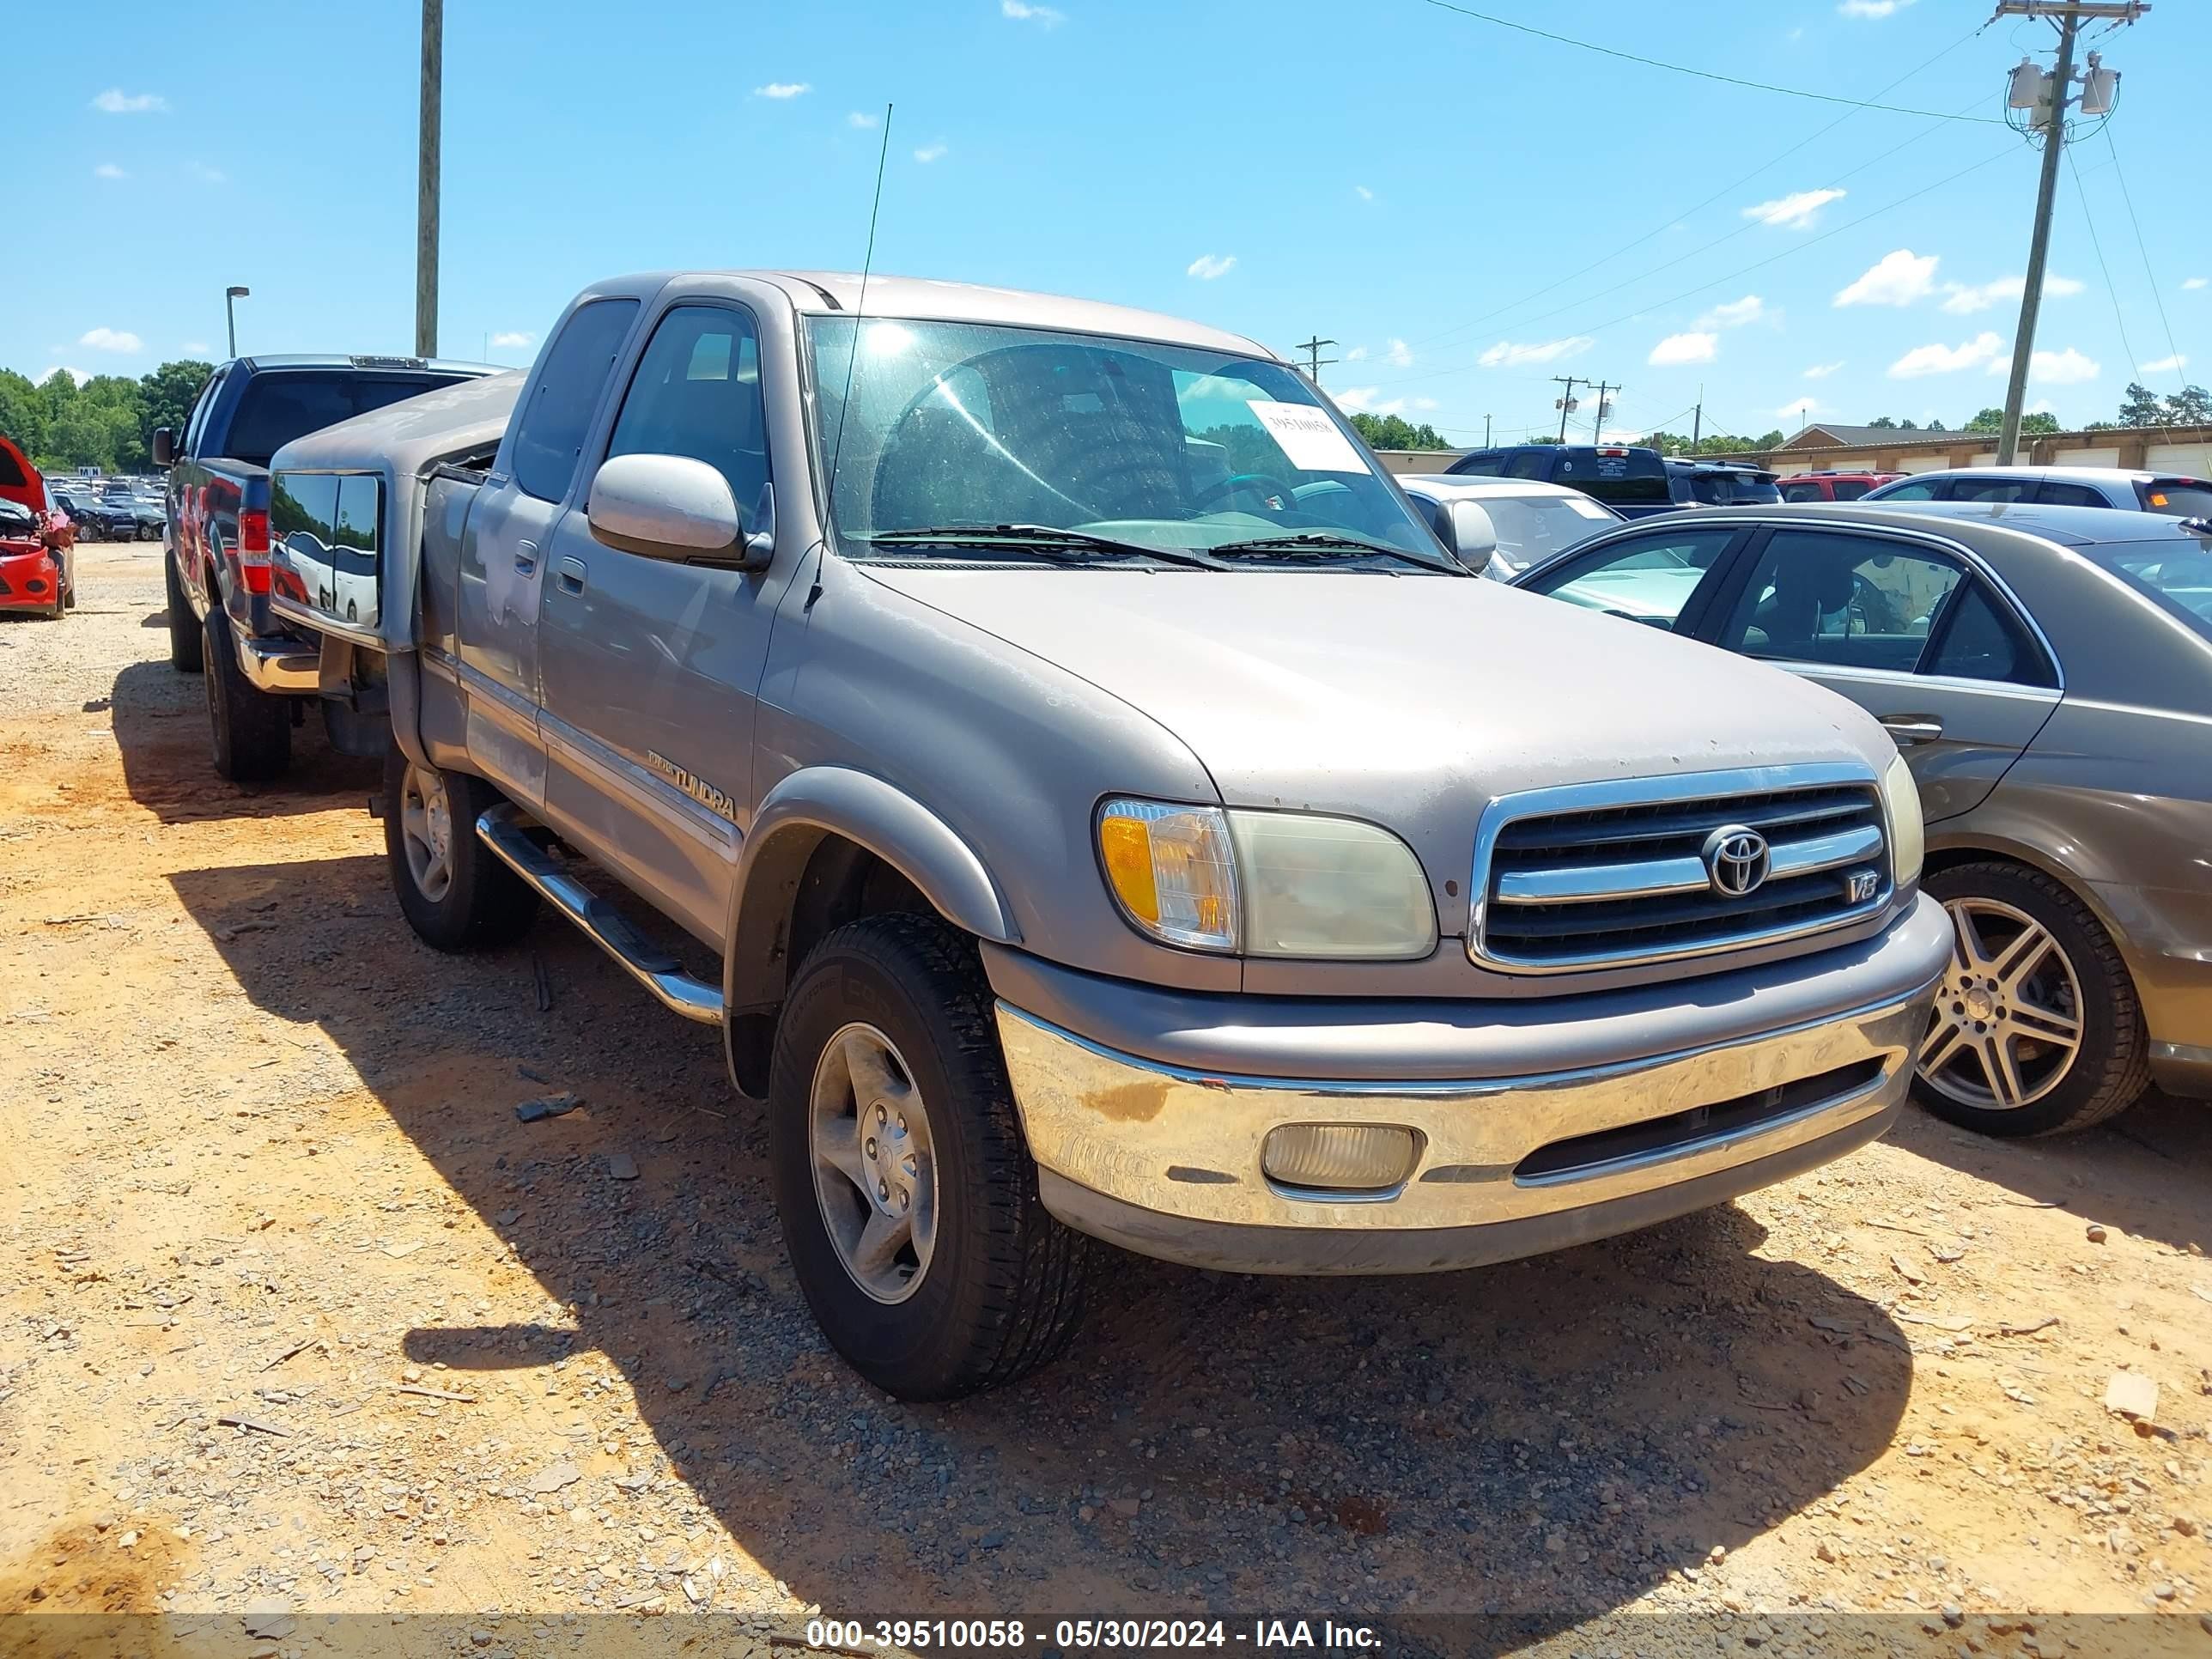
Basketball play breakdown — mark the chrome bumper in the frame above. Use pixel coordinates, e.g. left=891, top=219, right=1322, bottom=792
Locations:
left=233, top=624, right=319, bottom=696
left=997, top=976, right=1940, bottom=1275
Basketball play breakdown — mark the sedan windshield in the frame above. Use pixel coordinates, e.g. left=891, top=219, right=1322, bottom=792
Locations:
left=2088, top=536, right=2212, bottom=639
left=805, top=318, right=1451, bottom=568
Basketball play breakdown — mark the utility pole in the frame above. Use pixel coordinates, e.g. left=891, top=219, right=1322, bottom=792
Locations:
left=1552, top=376, right=1583, bottom=443
left=1691, top=398, right=1703, bottom=447
left=1482, top=414, right=1492, bottom=447
left=1588, top=380, right=1618, bottom=441
left=416, top=0, right=443, bottom=360
left=1991, top=0, right=2147, bottom=463
left=1294, top=336, right=1337, bottom=382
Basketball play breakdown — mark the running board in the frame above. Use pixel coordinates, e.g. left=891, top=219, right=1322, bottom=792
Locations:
left=476, top=804, right=725, bottom=1027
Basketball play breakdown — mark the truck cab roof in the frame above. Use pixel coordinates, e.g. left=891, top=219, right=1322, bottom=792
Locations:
left=226, top=352, right=504, bottom=376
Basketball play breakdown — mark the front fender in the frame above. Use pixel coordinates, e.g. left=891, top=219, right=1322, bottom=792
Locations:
left=724, top=765, right=1019, bottom=1016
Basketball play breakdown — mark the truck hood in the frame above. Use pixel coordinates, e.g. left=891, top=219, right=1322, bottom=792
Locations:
left=857, top=564, right=1893, bottom=819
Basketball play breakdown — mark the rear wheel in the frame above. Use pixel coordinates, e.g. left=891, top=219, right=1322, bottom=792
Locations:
left=383, top=745, right=540, bottom=951
left=202, top=608, right=291, bottom=781
left=1911, top=861, right=2150, bottom=1137
left=165, top=549, right=203, bottom=672
left=769, top=913, right=1091, bottom=1401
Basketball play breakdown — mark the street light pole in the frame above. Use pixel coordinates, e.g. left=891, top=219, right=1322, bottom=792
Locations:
left=1996, top=15, right=2077, bottom=465
left=416, top=0, right=443, bottom=359
left=225, top=286, right=250, bottom=358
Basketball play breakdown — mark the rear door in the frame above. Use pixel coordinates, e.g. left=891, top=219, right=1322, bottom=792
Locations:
left=1705, top=525, right=2061, bottom=822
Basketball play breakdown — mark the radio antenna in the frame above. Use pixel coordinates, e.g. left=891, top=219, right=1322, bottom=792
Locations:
left=825, top=101, right=892, bottom=518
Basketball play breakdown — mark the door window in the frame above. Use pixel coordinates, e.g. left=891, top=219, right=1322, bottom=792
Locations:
left=1503, top=451, right=1551, bottom=480
left=1721, top=530, right=1965, bottom=672
left=510, top=298, right=641, bottom=501
left=1782, top=482, right=1826, bottom=502
left=604, top=304, right=771, bottom=526
left=2036, top=481, right=2106, bottom=507
left=1828, top=479, right=1873, bottom=501
left=1948, top=475, right=2036, bottom=503
left=1920, top=580, right=2054, bottom=686
left=1873, top=477, right=1942, bottom=501
left=1522, top=528, right=1737, bottom=633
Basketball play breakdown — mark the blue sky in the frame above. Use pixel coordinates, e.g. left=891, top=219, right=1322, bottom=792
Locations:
left=11, top=0, right=2206, bottom=443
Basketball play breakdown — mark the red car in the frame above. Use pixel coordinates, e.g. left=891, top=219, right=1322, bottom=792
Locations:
left=1776, top=469, right=1902, bottom=503
left=0, top=434, right=73, bottom=618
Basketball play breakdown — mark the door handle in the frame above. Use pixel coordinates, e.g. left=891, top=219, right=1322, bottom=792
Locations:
left=1879, top=714, right=1944, bottom=746
left=555, top=556, right=588, bottom=596
left=514, top=538, right=538, bottom=576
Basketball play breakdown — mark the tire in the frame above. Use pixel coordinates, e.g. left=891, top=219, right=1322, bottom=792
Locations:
left=165, top=549, right=203, bottom=672
left=1911, top=860, right=2151, bottom=1138
left=768, top=913, right=1091, bottom=1401
left=382, top=744, right=540, bottom=951
left=202, top=607, right=291, bottom=781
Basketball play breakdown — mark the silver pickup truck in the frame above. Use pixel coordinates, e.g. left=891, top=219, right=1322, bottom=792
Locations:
left=266, top=271, right=1952, bottom=1400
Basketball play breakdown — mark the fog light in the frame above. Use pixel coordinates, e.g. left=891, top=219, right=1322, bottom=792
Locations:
left=1261, top=1123, right=1420, bottom=1193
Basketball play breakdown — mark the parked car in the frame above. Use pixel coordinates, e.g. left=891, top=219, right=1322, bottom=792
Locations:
left=1667, top=459, right=1781, bottom=507
left=1395, top=474, right=1624, bottom=577
left=153, top=352, right=501, bottom=778
left=1863, top=465, right=2212, bottom=517
left=1510, top=501, right=2212, bottom=1136
left=0, top=435, right=71, bottom=617
left=1441, top=443, right=1675, bottom=518
left=264, top=270, right=1949, bottom=1400
left=66, top=485, right=138, bottom=542
left=1778, top=470, right=1901, bottom=503
left=103, top=482, right=161, bottom=541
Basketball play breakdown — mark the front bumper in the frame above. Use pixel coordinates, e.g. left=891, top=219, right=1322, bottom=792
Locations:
left=994, top=893, right=1950, bottom=1274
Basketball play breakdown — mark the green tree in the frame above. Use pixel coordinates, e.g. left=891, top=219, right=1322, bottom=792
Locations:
left=2163, top=384, right=2212, bottom=426
left=1966, top=407, right=2004, bottom=433
left=2118, top=382, right=2166, bottom=427
left=1867, top=416, right=1899, bottom=429
left=0, top=369, right=46, bottom=459
left=1346, top=411, right=1452, bottom=451
left=1897, top=418, right=1919, bottom=432
left=138, top=359, right=213, bottom=453
left=1925, top=418, right=1948, bottom=432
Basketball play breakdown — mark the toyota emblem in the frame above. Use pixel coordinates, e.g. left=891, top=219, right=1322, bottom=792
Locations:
left=1702, top=824, right=1771, bottom=898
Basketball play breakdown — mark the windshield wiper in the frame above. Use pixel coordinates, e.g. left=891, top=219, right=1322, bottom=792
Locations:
left=1204, top=531, right=1450, bottom=570
left=864, top=524, right=1223, bottom=569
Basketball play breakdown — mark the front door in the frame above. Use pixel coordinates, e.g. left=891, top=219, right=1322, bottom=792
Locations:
left=535, top=296, right=785, bottom=945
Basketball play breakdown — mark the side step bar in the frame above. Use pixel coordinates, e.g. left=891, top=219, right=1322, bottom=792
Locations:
left=476, top=804, right=724, bottom=1027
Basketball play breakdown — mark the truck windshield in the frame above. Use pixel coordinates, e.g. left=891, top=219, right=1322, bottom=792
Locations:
left=805, top=318, right=1449, bottom=568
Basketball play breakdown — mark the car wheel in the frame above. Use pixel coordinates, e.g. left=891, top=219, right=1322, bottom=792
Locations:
left=769, top=913, right=1091, bottom=1401
left=202, top=608, right=292, bottom=781
left=1911, top=861, right=2151, bottom=1137
left=382, top=745, right=540, bottom=951
left=165, top=550, right=203, bottom=672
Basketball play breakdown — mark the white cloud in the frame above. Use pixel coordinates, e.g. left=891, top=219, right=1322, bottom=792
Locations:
left=2182, top=276, right=2207, bottom=291
left=1409, top=397, right=1440, bottom=411
left=490, top=331, right=536, bottom=349
left=1803, top=361, right=1845, bottom=379
left=1837, top=249, right=1939, bottom=307
left=1743, top=188, right=1845, bottom=230
left=187, top=161, right=227, bottom=185
left=1383, top=337, right=1413, bottom=368
left=1887, top=331, right=2004, bottom=378
left=1649, top=331, right=1718, bottom=367
left=181, top=341, right=210, bottom=356
left=1478, top=336, right=1593, bottom=368
left=91, top=88, right=167, bottom=113
left=1342, top=344, right=1369, bottom=362
left=913, top=141, right=950, bottom=163
left=94, top=163, right=126, bottom=180
left=1839, top=0, right=1916, bottom=15
left=1939, top=273, right=2082, bottom=313
left=2000, top=345, right=2099, bottom=386
left=753, top=82, right=811, bottom=99
left=2143, top=353, right=2189, bottom=374
left=36, top=367, right=93, bottom=387
left=1354, top=184, right=1374, bottom=202
left=1333, top=386, right=1405, bottom=416
left=1002, top=0, right=1066, bottom=20
left=847, top=111, right=878, bottom=128
left=1778, top=399, right=1826, bottom=422
left=78, top=326, right=143, bottom=354
left=1697, top=295, right=1770, bottom=330
left=1186, top=252, right=1236, bottom=281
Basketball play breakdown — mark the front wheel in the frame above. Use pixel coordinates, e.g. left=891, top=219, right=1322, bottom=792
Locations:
left=382, top=746, right=540, bottom=951
left=768, top=913, right=1091, bottom=1401
left=1911, top=861, right=2151, bottom=1137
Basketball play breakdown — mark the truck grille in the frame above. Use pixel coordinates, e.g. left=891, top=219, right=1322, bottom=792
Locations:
left=1469, top=768, right=1891, bottom=973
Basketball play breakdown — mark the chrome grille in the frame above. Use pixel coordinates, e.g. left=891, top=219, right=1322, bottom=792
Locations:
left=1470, top=767, right=1892, bottom=973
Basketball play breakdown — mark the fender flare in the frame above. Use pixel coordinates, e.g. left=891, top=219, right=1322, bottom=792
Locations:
left=723, top=766, right=1019, bottom=1016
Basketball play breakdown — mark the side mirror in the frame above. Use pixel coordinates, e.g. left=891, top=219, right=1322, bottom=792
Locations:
left=1448, top=501, right=1498, bottom=564
left=151, top=428, right=175, bottom=467
left=586, top=453, right=757, bottom=568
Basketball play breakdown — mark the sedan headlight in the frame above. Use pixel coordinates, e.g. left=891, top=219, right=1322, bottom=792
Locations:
left=1097, top=799, right=1437, bottom=959
left=1882, top=751, right=1924, bottom=887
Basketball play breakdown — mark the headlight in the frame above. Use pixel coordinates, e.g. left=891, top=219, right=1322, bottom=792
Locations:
left=1097, top=799, right=1437, bottom=959
left=1882, top=751, right=1924, bottom=887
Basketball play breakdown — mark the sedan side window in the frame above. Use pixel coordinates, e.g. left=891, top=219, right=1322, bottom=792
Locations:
left=2035, top=481, right=2106, bottom=507
left=604, top=304, right=771, bottom=530
left=1721, top=530, right=1964, bottom=673
left=1921, top=580, right=2055, bottom=687
left=1522, top=529, right=1738, bottom=633
left=1948, top=476, right=2036, bottom=503
left=1875, top=477, right=1942, bottom=501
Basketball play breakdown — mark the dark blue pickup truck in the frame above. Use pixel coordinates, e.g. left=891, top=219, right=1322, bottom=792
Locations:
left=155, top=354, right=495, bottom=778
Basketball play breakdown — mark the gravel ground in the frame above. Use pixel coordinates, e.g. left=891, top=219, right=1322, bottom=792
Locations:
left=1, top=545, right=2209, bottom=1657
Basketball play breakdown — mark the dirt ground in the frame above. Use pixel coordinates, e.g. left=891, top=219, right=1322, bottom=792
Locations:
left=3, top=543, right=2209, bottom=1656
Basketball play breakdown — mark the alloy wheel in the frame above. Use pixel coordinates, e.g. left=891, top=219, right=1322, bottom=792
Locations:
left=398, top=763, right=455, bottom=902
left=808, top=1022, right=939, bottom=1304
left=1917, top=896, right=2084, bottom=1111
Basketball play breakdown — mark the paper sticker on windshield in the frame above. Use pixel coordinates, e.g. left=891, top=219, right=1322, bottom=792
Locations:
left=1564, top=496, right=1611, bottom=519
left=1247, top=400, right=1370, bottom=475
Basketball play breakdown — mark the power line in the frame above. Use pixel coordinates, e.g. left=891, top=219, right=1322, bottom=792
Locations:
left=2063, top=145, right=2142, bottom=389
left=2100, top=126, right=2185, bottom=386
left=1412, top=0, right=2007, bottom=125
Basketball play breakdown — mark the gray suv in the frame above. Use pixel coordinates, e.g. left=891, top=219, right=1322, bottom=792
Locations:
left=265, top=271, right=1950, bottom=1398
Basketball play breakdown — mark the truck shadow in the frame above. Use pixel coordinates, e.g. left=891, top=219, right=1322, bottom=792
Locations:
left=170, top=849, right=1916, bottom=1632
left=110, top=659, right=380, bottom=823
